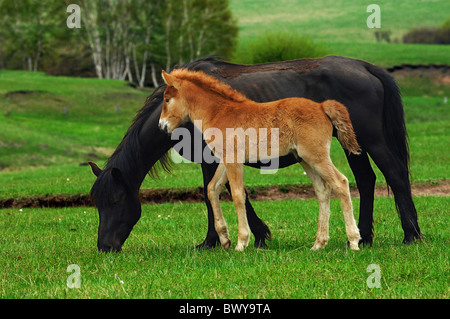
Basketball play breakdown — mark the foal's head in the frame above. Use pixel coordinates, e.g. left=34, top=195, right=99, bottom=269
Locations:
left=158, top=70, right=189, bottom=134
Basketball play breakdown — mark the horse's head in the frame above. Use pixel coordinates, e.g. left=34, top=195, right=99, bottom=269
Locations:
left=88, top=162, right=141, bottom=252
left=158, top=70, right=189, bottom=134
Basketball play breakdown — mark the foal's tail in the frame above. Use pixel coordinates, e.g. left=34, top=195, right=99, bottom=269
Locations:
left=322, top=100, right=361, bottom=155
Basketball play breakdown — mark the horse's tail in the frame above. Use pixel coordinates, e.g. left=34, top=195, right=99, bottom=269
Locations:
left=322, top=100, right=361, bottom=155
left=364, top=63, right=410, bottom=177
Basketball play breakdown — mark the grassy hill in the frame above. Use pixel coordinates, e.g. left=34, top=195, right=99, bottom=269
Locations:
left=0, top=68, right=449, bottom=199
left=1, top=0, right=449, bottom=199
left=0, top=70, right=149, bottom=169
left=230, top=0, right=450, bottom=66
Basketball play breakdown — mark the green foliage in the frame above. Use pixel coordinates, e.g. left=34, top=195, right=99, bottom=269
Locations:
left=233, top=31, right=328, bottom=64
left=403, top=27, right=450, bottom=45
left=442, top=17, right=450, bottom=30
left=0, top=0, right=238, bottom=83
left=0, top=0, right=68, bottom=71
left=402, top=16, right=450, bottom=44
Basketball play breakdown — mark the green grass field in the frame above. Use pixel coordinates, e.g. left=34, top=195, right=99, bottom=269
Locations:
left=1, top=197, right=448, bottom=298
left=0, top=0, right=449, bottom=300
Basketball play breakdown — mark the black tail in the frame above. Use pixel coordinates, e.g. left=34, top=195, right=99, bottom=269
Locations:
left=364, top=63, right=422, bottom=243
left=365, top=64, right=410, bottom=180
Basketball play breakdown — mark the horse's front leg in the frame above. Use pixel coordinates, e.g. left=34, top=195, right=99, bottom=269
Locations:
left=225, top=163, right=250, bottom=251
left=197, top=162, right=221, bottom=249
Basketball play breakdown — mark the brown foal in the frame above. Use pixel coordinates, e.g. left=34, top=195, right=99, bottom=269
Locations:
left=159, top=69, right=361, bottom=251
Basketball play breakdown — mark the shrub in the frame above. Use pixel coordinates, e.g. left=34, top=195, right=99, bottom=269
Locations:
left=441, top=18, right=450, bottom=31
left=403, top=20, right=450, bottom=45
left=234, top=31, right=329, bottom=64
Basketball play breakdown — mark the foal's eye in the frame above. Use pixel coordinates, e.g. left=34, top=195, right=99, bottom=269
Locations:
left=165, top=98, right=170, bottom=103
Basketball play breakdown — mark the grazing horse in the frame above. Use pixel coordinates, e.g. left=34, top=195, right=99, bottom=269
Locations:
left=89, top=56, right=421, bottom=253
left=159, top=69, right=362, bottom=251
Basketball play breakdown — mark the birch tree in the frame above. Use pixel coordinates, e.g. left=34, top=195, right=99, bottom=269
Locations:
left=0, top=0, right=65, bottom=71
left=160, top=0, right=238, bottom=68
left=0, top=0, right=237, bottom=87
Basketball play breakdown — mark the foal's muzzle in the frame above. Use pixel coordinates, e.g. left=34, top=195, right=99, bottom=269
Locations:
left=158, top=118, right=171, bottom=133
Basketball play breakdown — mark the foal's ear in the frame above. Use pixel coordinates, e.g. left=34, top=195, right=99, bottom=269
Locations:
left=88, top=161, right=102, bottom=177
left=161, top=70, right=172, bottom=85
left=161, top=70, right=181, bottom=90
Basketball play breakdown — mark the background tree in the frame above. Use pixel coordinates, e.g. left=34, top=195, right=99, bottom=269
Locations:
left=0, top=0, right=67, bottom=71
left=0, top=0, right=238, bottom=87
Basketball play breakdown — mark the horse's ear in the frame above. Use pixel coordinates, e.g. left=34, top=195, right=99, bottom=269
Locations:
left=88, top=161, right=102, bottom=177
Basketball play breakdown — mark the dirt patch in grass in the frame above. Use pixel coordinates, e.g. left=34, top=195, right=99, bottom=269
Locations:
left=1, top=180, right=448, bottom=209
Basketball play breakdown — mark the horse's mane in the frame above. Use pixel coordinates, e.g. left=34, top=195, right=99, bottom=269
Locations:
left=90, top=85, right=172, bottom=205
left=170, top=68, right=248, bottom=103
left=108, top=84, right=172, bottom=177
left=91, top=57, right=226, bottom=206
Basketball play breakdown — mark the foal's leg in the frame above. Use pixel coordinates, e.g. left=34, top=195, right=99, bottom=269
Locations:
left=199, top=161, right=271, bottom=249
left=224, top=163, right=250, bottom=251
left=301, top=162, right=332, bottom=250
left=206, top=163, right=231, bottom=249
left=312, top=159, right=360, bottom=250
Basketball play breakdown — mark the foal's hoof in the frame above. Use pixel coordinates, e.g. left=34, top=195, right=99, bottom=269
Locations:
left=235, top=243, right=247, bottom=252
left=311, top=239, right=328, bottom=250
left=311, top=243, right=325, bottom=250
left=222, top=239, right=231, bottom=250
left=346, top=241, right=360, bottom=251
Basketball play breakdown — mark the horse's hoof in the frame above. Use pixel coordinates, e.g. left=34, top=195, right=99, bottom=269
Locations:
left=254, top=239, right=268, bottom=249
left=195, top=237, right=220, bottom=250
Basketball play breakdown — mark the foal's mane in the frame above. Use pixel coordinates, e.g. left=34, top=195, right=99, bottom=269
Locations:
left=171, top=68, right=248, bottom=103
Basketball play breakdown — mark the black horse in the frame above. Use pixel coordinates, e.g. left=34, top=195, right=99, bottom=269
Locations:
left=89, top=56, right=421, bottom=252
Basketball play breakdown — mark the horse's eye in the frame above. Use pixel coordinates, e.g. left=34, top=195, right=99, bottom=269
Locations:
left=165, top=98, right=170, bottom=103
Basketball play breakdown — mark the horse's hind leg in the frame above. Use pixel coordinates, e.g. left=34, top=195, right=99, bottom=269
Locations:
left=207, top=163, right=231, bottom=249
left=312, top=159, right=360, bottom=250
left=366, top=143, right=421, bottom=244
left=301, top=162, right=332, bottom=250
